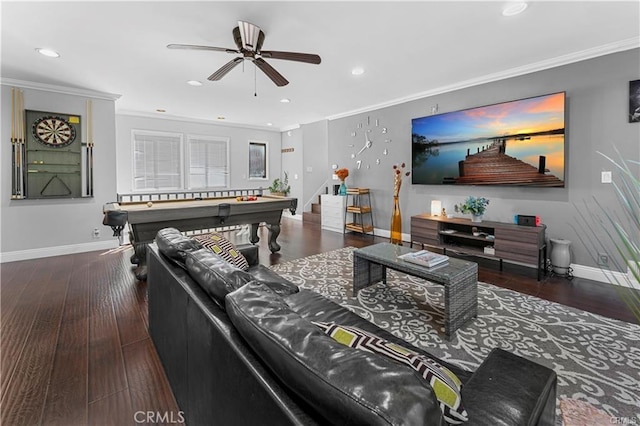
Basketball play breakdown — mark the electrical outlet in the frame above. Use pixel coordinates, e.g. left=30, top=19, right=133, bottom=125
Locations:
left=601, top=171, right=612, bottom=184
left=597, top=252, right=609, bottom=266
left=93, top=228, right=101, bottom=238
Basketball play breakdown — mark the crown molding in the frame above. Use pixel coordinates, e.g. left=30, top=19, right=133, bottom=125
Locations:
left=116, top=109, right=281, bottom=132
left=0, top=78, right=121, bottom=101
left=326, top=37, right=640, bottom=121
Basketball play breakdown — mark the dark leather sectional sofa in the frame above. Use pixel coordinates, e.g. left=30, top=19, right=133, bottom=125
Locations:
left=148, top=228, right=557, bottom=425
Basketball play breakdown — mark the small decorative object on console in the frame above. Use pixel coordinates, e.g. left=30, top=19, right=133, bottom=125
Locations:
left=398, top=250, right=449, bottom=268
left=455, top=196, right=489, bottom=222
left=336, top=168, right=349, bottom=195
left=390, top=162, right=411, bottom=244
left=268, top=172, right=291, bottom=196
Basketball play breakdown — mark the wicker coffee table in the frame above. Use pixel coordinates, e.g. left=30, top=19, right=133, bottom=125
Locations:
left=353, top=243, right=478, bottom=339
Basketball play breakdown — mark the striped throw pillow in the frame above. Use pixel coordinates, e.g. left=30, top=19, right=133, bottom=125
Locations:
left=192, top=232, right=250, bottom=270
left=313, top=321, right=468, bottom=424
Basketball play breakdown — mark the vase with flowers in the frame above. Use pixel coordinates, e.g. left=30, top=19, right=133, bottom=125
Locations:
left=390, top=163, right=411, bottom=244
left=454, top=196, right=490, bottom=222
left=336, top=168, right=349, bottom=195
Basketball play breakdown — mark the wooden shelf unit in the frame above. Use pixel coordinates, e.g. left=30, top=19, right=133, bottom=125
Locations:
left=344, top=188, right=374, bottom=236
left=411, top=214, right=547, bottom=280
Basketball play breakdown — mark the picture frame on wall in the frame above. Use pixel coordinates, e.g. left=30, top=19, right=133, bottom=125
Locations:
left=248, top=141, right=268, bottom=179
left=630, top=79, right=640, bottom=123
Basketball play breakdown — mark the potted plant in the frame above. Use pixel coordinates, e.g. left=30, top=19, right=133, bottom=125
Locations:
left=455, top=196, right=490, bottom=222
left=268, top=172, right=291, bottom=196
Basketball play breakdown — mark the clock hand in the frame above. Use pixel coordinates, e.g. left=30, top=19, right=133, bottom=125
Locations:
left=357, top=139, right=372, bottom=155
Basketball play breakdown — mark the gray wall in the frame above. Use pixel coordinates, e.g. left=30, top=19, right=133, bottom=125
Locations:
left=281, top=128, right=304, bottom=218
left=301, top=120, right=329, bottom=211
left=115, top=115, right=282, bottom=193
left=326, top=49, right=640, bottom=271
left=0, top=85, right=117, bottom=259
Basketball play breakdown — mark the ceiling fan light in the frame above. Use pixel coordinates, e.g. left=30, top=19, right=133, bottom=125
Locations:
left=36, top=48, right=60, bottom=58
left=238, top=21, right=261, bottom=51
left=502, top=2, right=528, bottom=16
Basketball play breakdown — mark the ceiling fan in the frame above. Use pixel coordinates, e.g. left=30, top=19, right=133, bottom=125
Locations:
left=167, top=21, right=321, bottom=87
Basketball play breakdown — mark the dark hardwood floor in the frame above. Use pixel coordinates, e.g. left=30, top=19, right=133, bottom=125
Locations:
left=1, top=218, right=637, bottom=425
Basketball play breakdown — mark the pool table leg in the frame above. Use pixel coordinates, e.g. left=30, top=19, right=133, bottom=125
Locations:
left=249, top=222, right=282, bottom=253
left=250, top=223, right=261, bottom=245
left=267, top=223, right=281, bottom=253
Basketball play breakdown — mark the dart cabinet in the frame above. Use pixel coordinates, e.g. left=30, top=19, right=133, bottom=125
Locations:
left=25, top=110, right=82, bottom=198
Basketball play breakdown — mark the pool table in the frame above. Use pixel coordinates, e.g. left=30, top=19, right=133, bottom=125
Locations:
left=103, top=195, right=297, bottom=280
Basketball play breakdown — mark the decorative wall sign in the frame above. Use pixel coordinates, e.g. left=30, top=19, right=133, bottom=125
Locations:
left=629, top=79, right=640, bottom=123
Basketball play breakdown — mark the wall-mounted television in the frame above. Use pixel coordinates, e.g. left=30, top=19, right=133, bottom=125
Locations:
left=411, top=92, right=565, bottom=187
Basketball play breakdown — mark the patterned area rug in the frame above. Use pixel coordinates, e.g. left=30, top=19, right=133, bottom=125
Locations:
left=270, top=247, right=640, bottom=424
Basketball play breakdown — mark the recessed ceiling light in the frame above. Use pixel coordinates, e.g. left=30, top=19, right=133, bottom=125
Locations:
left=280, top=98, right=291, bottom=103
left=156, top=109, right=166, bottom=113
left=266, top=122, right=273, bottom=126
left=502, top=2, right=528, bottom=16
left=36, top=48, right=60, bottom=58
left=351, top=67, right=365, bottom=76
left=187, top=80, right=203, bottom=86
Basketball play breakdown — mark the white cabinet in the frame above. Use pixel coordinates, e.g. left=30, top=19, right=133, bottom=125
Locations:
left=321, top=194, right=346, bottom=233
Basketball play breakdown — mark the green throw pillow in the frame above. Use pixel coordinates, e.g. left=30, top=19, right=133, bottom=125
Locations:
left=313, top=321, right=468, bottom=424
left=192, top=232, right=250, bottom=270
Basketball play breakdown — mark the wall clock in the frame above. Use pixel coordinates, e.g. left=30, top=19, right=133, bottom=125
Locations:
left=350, top=116, right=390, bottom=169
left=32, top=115, right=77, bottom=148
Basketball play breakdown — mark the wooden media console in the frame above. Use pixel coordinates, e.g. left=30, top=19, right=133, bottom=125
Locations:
left=411, top=214, right=547, bottom=280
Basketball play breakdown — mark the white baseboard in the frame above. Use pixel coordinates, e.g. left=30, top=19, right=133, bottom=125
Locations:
left=571, top=264, right=640, bottom=288
left=0, top=240, right=119, bottom=263
left=283, top=211, right=302, bottom=221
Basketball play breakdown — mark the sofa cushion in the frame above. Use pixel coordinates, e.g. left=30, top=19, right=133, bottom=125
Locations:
left=246, top=264, right=299, bottom=296
left=313, top=321, right=468, bottom=424
left=225, top=281, right=445, bottom=426
left=192, top=232, right=249, bottom=270
left=186, top=248, right=254, bottom=306
left=156, top=227, right=203, bottom=268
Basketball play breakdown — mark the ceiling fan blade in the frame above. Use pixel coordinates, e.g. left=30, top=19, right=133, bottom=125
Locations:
left=254, top=58, right=289, bottom=87
left=208, top=57, right=244, bottom=81
left=237, top=21, right=262, bottom=51
left=260, top=50, right=321, bottom=64
left=167, top=44, right=238, bottom=54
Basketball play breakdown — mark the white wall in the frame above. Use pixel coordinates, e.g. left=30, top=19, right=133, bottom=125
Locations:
left=115, top=114, right=282, bottom=194
left=281, top=128, right=304, bottom=219
left=0, top=83, right=118, bottom=261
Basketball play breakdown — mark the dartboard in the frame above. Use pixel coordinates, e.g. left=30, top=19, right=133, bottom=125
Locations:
left=32, top=116, right=76, bottom=148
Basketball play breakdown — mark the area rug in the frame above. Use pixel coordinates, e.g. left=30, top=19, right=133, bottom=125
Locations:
left=270, top=247, right=640, bottom=424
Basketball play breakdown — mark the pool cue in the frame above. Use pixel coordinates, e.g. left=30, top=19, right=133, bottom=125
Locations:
left=87, top=99, right=94, bottom=196
left=11, top=88, right=17, bottom=198
left=18, top=90, right=26, bottom=198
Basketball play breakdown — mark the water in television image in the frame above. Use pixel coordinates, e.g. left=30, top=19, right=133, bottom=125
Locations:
left=412, top=92, right=565, bottom=187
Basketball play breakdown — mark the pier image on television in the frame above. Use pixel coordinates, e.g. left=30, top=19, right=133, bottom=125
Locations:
left=411, top=92, right=565, bottom=187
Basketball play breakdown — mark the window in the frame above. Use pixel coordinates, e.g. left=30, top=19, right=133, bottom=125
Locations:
left=132, top=130, right=183, bottom=191
left=187, top=135, right=229, bottom=188
left=249, top=141, right=268, bottom=179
